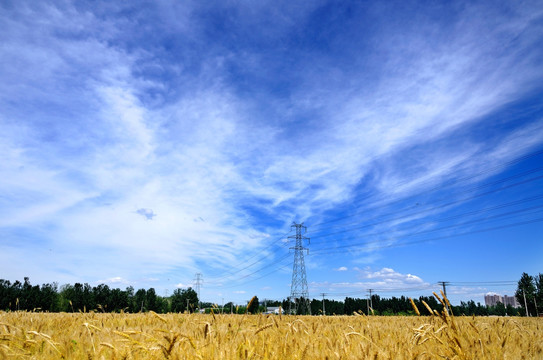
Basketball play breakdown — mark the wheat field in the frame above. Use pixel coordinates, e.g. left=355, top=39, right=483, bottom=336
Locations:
left=1, top=307, right=541, bottom=359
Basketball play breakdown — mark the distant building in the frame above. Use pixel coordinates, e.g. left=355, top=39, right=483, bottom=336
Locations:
left=484, top=293, right=520, bottom=308
left=484, top=294, right=503, bottom=307
left=265, top=306, right=283, bottom=315
left=503, top=295, right=520, bottom=308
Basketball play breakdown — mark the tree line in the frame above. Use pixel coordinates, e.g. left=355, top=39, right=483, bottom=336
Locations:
left=1, top=272, right=540, bottom=316
left=0, top=278, right=198, bottom=313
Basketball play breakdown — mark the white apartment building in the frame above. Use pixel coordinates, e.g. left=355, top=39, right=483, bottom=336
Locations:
left=484, top=293, right=520, bottom=308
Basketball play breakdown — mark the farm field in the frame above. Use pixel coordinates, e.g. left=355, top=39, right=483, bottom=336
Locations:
left=0, top=311, right=541, bottom=359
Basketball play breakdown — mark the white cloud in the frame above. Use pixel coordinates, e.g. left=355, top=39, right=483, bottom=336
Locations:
left=358, top=267, right=423, bottom=283
left=335, top=266, right=348, bottom=271
left=310, top=267, right=430, bottom=295
left=97, top=277, right=127, bottom=285
left=0, top=1, right=542, bottom=299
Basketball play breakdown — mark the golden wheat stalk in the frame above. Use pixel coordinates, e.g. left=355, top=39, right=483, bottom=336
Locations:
left=409, top=298, right=421, bottom=316
left=255, top=323, right=273, bottom=334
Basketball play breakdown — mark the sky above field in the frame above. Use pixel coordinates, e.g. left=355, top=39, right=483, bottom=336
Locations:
left=1, top=0, right=542, bottom=306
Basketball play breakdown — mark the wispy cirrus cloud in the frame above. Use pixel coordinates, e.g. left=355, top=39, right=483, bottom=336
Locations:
left=0, top=1, right=542, bottom=302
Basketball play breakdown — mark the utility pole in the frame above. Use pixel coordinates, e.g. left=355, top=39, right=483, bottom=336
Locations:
left=523, top=290, right=529, bottom=317
left=320, top=293, right=326, bottom=315
left=367, top=289, right=373, bottom=315
left=438, top=281, right=450, bottom=312
left=288, top=296, right=292, bottom=314
left=534, top=296, right=539, bottom=317
left=194, top=273, right=203, bottom=312
left=289, top=222, right=311, bottom=315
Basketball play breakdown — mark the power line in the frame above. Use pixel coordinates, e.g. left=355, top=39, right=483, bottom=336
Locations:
left=450, top=281, right=518, bottom=286
left=308, top=169, right=543, bottom=238
left=206, top=209, right=539, bottom=292
left=208, top=253, right=294, bottom=290
left=310, top=279, right=521, bottom=298
left=199, top=150, right=543, bottom=294
left=208, top=252, right=293, bottom=288
left=310, top=193, right=543, bottom=243
left=203, top=152, right=543, bottom=297
left=205, top=230, right=292, bottom=284
left=207, top=212, right=539, bottom=291
left=309, top=203, right=543, bottom=253
left=312, top=284, right=437, bottom=298
left=309, top=149, right=543, bottom=229
left=451, top=280, right=517, bottom=284
left=311, top=216, right=543, bottom=255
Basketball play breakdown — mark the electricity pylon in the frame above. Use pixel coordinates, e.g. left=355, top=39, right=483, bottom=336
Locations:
left=194, top=273, right=203, bottom=310
left=289, top=222, right=311, bottom=315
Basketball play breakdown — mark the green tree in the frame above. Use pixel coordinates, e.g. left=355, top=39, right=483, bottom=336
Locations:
left=310, top=299, right=323, bottom=315
left=40, top=283, right=59, bottom=312
left=505, top=304, right=519, bottom=316
left=535, top=273, right=543, bottom=316
left=146, top=288, right=158, bottom=311
left=154, top=296, right=170, bottom=313
left=344, top=297, right=355, bottom=315
left=133, top=289, right=147, bottom=312
left=171, top=288, right=198, bottom=313
left=223, top=302, right=234, bottom=313
left=282, top=298, right=294, bottom=314
left=110, top=288, right=129, bottom=312
left=93, top=284, right=111, bottom=312
left=326, top=299, right=344, bottom=315
left=516, top=272, right=536, bottom=316
left=247, top=296, right=259, bottom=314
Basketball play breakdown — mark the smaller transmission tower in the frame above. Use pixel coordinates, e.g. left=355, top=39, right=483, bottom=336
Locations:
left=289, top=222, right=311, bottom=315
left=194, top=273, right=203, bottom=310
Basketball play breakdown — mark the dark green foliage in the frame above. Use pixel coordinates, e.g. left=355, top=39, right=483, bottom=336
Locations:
left=0, top=277, right=181, bottom=313
left=516, top=272, right=542, bottom=316
left=535, top=273, right=543, bottom=316
left=265, top=300, right=282, bottom=307
left=222, top=301, right=234, bottom=313
left=0, top=278, right=61, bottom=312
left=146, top=288, right=158, bottom=311
left=171, top=287, right=198, bottom=313
left=247, top=296, right=259, bottom=314
left=310, top=298, right=344, bottom=315
left=281, top=298, right=292, bottom=313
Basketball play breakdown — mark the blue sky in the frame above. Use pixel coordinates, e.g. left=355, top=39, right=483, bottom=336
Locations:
left=1, top=0, right=542, bottom=306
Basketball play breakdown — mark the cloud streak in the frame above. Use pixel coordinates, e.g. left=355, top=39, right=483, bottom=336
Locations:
left=0, top=1, right=542, bottom=303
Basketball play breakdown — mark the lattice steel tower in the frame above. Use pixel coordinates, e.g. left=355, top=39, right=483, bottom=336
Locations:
left=194, top=273, right=203, bottom=310
left=289, top=222, right=311, bottom=315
